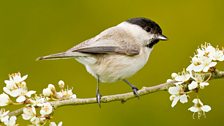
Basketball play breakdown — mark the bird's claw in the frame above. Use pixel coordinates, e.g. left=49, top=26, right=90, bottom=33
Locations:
left=132, top=87, right=139, bottom=98
left=96, top=91, right=102, bottom=108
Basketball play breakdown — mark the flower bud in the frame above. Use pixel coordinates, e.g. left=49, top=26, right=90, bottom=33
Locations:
left=58, top=80, right=65, bottom=89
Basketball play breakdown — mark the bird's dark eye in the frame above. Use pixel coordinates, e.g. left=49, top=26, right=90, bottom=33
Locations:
left=144, top=26, right=152, bottom=32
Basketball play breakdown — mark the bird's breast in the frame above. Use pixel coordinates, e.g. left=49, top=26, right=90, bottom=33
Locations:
left=86, top=47, right=152, bottom=83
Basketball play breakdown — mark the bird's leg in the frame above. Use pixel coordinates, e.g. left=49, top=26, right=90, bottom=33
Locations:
left=123, top=79, right=139, bottom=97
left=96, top=76, right=102, bottom=107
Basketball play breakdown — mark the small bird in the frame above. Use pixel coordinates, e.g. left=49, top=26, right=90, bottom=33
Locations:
left=37, top=17, right=167, bottom=106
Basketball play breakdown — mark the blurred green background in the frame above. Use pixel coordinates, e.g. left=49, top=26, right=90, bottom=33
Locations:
left=0, top=0, right=224, bottom=125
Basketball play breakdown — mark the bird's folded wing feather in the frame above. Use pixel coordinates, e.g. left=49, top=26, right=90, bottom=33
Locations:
left=67, top=27, right=140, bottom=56
left=72, top=46, right=139, bottom=56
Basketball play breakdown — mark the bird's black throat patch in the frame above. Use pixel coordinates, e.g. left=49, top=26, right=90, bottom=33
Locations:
left=146, top=39, right=159, bottom=48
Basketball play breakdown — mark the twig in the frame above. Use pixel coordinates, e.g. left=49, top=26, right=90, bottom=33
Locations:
left=8, top=70, right=224, bottom=117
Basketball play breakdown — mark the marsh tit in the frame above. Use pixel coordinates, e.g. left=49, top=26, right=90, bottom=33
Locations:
left=37, top=17, right=167, bottom=106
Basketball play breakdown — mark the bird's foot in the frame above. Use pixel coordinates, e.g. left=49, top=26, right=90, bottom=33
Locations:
left=132, top=86, right=139, bottom=98
left=123, top=79, right=140, bottom=98
left=96, top=90, right=102, bottom=108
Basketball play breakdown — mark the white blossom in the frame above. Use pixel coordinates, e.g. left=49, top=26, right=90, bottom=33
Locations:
left=197, top=44, right=224, bottom=61
left=3, top=116, right=17, bottom=126
left=199, top=56, right=217, bottom=72
left=187, top=44, right=223, bottom=72
left=30, top=96, right=48, bottom=107
left=50, top=121, right=63, bottom=126
left=0, top=109, right=9, bottom=123
left=4, top=73, right=28, bottom=87
left=188, top=73, right=209, bottom=90
left=22, top=106, right=36, bottom=120
left=30, top=116, right=45, bottom=126
left=197, top=45, right=215, bottom=57
left=186, top=56, right=203, bottom=72
left=168, top=86, right=188, bottom=107
left=174, top=71, right=190, bottom=85
left=187, top=56, right=217, bottom=72
left=56, top=88, right=77, bottom=100
left=167, top=71, right=190, bottom=85
left=188, top=98, right=211, bottom=118
left=0, top=93, right=11, bottom=106
left=40, top=103, right=53, bottom=116
left=3, top=72, right=36, bottom=103
left=166, top=43, right=222, bottom=118
left=210, top=49, right=224, bottom=61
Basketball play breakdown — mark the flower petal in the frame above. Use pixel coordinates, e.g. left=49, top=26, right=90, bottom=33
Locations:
left=10, top=90, right=21, bottom=97
left=58, top=121, right=63, bottom=126
left=8, top=116, right=17, bottom=125
left=179, top=94, right=188, bottom=103
left=171, top=96, right=179, bottom=107
left=50, top=122, right=57, bottom=126
left=203, top=66, right=210, bottom=72
left=200, top=82, right=209, bottom=89
left=194, top=65, right=204, bottom=72
left=0, top=93, right=10, bottom=106
left=16, top=95, right=26, bottom=103
left=21, top=75, right=28, bottom=82
left=209, top=62, right=217, bottom=67
left=201, top=105, right=211, bottom=112
left=168, top=86, right=179, bottom=95
left=26, top=90, right=36, bottom=97
left=1, top=116, right=9, bottom=123
left=188, top=81, right=198, bottom=90
left=188, top=106, right=199, bottom=112
left=40, top=103, right=53, bottom=115
left=3, top=87, right=12, bottom=96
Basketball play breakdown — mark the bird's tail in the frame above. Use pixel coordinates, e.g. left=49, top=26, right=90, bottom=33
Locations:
left=36, top=52, right=75, bottom=61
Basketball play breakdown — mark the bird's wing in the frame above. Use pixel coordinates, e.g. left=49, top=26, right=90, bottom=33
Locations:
left=67, top=26, right=140, bottom=56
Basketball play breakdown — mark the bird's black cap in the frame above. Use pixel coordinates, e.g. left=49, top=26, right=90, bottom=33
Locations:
left=126, top=17, right=167, bottom=48
left=126, top=17, right=163, bottom=35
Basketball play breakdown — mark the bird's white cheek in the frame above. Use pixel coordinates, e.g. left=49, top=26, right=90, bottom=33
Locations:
left=145, top=34, right=155, bottom=45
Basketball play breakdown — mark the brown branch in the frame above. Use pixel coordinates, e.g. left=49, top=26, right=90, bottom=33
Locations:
left=8, top=70, right=224, bottom=117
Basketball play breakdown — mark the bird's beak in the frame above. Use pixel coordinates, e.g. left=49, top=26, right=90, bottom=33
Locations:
left=157, top=34, right=168, bottom=41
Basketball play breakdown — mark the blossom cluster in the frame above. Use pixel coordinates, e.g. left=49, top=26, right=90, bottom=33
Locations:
left=167, top=43, right=224, bottom=118
left=0, top=72, right=76, bottom=125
